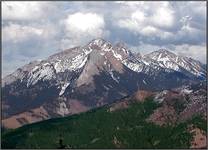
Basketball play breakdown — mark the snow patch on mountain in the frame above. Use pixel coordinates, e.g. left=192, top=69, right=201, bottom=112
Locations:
left=53, top=53, right=87, bottom=73
left=59, top=82, right=70, bottom=96
left=103, top=85, right=110, bottom=90
left=83, top=48, right=92, bottom=55
left=27, top=63, right=55, bottom=87
left=122, top=47, right=129, bottom=54
left=123, top=60, right=143, bottom=72
left=142, top=60, right=150, bottom=66
left=109, top=71, right=119, bottom=83
left=165, top=62, right=180, bottom=71
left=100, top=52, right=105, bottom=56
left=104, top=60, right=107, bottom=65
left=157, top=55, right=170, bottom=65
left=143, top=80, right=147, bottom=85
left=180, top=88, right=193, bottom=94
left=112, top=50, right=123, bottom=60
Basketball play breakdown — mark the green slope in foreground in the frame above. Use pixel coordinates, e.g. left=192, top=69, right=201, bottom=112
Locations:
left=1, top=99, right=206, bottom=149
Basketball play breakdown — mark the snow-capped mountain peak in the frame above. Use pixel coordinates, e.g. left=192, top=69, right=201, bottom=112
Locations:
left=145, top=49, right=177, bottom=61
left=87, top=38, right=113, bottom=52
left=2, top=39, right=206, bottom=89
left=2, top=39, right=206, bottom=128
left=142, top=49, right=205, bottom=77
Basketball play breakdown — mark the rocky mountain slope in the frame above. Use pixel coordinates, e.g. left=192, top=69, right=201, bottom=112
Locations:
left=2, top=83, right=206, bottom=148
left=2, top=39, right=206, bottom=128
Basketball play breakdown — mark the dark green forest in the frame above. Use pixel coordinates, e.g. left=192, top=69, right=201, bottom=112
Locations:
left=1, top=99, right=206, bottom=149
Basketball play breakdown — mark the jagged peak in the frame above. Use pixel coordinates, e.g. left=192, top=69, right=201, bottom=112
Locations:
left=154, top=49, right=176, bottom=56
left=88, top=38, right=109, bottom=46
left=86, top=38, right=113, bottom=52
left=145, top=49, right=177, bottom=59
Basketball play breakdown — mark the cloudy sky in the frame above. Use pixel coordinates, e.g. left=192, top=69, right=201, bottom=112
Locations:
left=2, top=1, right=206, bottom=77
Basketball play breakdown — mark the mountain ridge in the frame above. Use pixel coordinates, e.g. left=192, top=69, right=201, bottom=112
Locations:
left=2, top=38, right=206, bottom=129
left=2, top=38, right=206, bottom=84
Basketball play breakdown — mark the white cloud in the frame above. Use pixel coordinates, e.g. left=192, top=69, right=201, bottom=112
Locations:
left=2, top=23, right=43, bottom=43
left=2, top=23, right=57, bottom=43
left=64, top=12, right=105, bottom=37
left=2, top=1, right=55, bottom=20
left=61, top=12, right=109, bottom=49
left=140, top=26, right=158, bottom=36
left=115, top=1, right=146, bottom=8
left=174, top=44, right=206, bottom=63
left=131, top=10, right=145, bottom=23
left=151, top=6, right=175, bottom=28
left=129, top=43, right=162, bottom=55
left=116, top=2, right=176, bottom=38
left=1, top=1, right=206, bottom=77
left=117, top=10, right=147, bottom=34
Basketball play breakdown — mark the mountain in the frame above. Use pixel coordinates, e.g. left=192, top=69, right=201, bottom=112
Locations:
left=144, top=49, right=206, bottom=78
left=123, top=48, right=205, bottom=79
left=2, top=83, right=206, bottom=148
left=2, top=38, right=206, bottom=129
